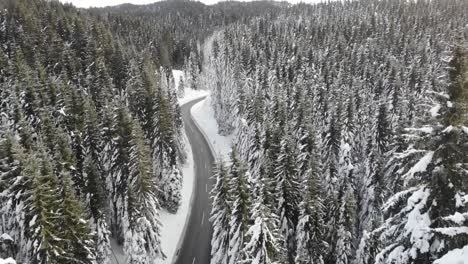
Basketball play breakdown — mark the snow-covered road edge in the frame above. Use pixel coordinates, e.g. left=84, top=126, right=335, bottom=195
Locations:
left=190, top=100, right=218, bottom=161
left=158, top=131, right=195, bottom=264
left=191, top=95, right=234, bottom=161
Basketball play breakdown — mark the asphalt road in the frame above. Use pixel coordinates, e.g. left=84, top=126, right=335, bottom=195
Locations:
left=175, top=97, right=214, bottom=264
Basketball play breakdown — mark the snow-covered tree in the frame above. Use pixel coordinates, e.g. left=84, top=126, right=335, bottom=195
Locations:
left=241, top=181, right=287, bottom=264
left=124, top=121, right=164, bottom=263
left=372, top=44, right=468, bottom=264
left=210, top=160, right=232, bottom=264
left=228, top=149, right=252, bottom=264
left=274, top=132, right=301, bottom=261
left=295, top=155, right=326, bottom=264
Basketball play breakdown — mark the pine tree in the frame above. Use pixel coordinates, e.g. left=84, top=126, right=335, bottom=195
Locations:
left=109, top=104, right=133, bottom=243
left=0, top=134, right=25, bottom=260
left=124, top=120, right=164, bottom=263
left=241, top=180, right=286, bottom=264
left=372, top=44, right=468, bottom=264
left=228, top=148, right=252, bottom=264
left=333, top=183, right=356, bottom=264
left=153, top=87, right=180, bottom=212
left=22, top=149, right=65, bottom=263
left=57, top=170, right=96, bottom=264
left=83, top=157, right=111, bottom=264
left=295, top=152, right=326, bottom=264
left=210, top=160, right=231, bottom=264
left=274, top=132, right=301, bottom=262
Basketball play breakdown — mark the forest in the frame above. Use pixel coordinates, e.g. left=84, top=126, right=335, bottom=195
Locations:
left=0, top=0, right=467, bottom=263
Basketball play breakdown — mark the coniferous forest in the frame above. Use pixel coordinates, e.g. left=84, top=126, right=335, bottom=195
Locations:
left=0, top=0, right=467, bottom=264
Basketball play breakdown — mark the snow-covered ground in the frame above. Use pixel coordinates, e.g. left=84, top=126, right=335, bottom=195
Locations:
left=173, top=69, right=209, bottom=105
left=0, top=258, right=16, bottom=264
left=191, top=95, right=233, bottom=160
left=434, top=245, right=468, bottom=264
left=178, top=88, right=209, bottom=106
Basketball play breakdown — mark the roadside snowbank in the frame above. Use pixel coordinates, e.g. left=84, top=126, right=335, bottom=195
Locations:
left=157, top=131, right=195, bottom=264
left=179, top=88, right=209, bottom=105
left=191, top=95, right=233, bottom=160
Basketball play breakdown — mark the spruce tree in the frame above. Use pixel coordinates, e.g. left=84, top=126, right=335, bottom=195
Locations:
left=124, top=120, right=164, bottom=263
left=241, top=180, right=287, bottom=264
left=295, top=153, right=326, bottom=264
left=228, top=148, right=252, bottom=264
left=210, top=160, right=232, bottom=264
left=372, top=44, right=468, bottom=264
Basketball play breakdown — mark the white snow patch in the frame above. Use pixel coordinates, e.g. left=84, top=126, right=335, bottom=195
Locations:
left=157, top=128, right=196, bottom=264
left=174, top=69, right=209, bottom=106
left=405, top=127, right=433, bottom=134
left=404, top=188, right=432, bottom=256
left=0, top=233, right=13, bottom=241
left=434, top=245, right=468, bottom=264
left=443, top=126, right=454, bottom=133
left=433, top=227, right=468, bottom=236
left=172, top=70, right=184, bottom=91
left=0, top=258, right=16, bottom=264
left=430, top=104, right=441, bottom=117
left=178, top=88, right=209, bottom=106
left=403, top=151, right=434, bottom=185
left=462, top=126, right=468, bottom=135
left=191, top=95, right=234, bottom=160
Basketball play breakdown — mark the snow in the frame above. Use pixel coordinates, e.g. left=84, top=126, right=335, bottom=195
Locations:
left=430, top=104, right=441, bottom=117
left=173, top=69, right=209, bottom=105
left=433, top=227, right=468, bottom=236
left=172, top=70, right=184, bottom=90
left=462, top=126, right=468, bottom=135
left=0, top=258, right=16, bottom=264
left=434, top=245, right=468, bottom=264
left=191, top=94, right=234, bottom=160
left=157, top=131, right=196, bottom=264
left=0, top=233, right=13, bottom=241
left=404, top=188, right=432, bottom=256
left=405, top=127, right=433, bottom=134
left=443, top=126, right=454, bottom=133
left=403, top=151, right=434, bottom=185
left=178, top=88, right=209, bottom=105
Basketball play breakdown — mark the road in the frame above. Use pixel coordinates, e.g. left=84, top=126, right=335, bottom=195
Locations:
left=175, top=97, right=214, bottom=264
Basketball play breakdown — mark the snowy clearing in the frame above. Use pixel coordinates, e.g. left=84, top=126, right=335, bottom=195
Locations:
left=191, top=95, right=234, bottom=160
left=174, top=69, right=209, bottom=105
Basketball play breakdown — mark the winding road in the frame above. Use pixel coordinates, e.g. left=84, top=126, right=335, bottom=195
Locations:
left=175, top=97, right=214, bottom=264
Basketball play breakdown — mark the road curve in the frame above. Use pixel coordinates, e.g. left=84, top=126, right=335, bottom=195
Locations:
left=175, top=97, right=214, bottom=264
